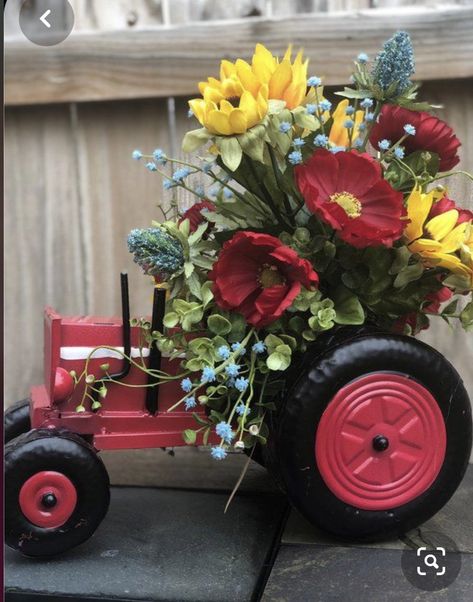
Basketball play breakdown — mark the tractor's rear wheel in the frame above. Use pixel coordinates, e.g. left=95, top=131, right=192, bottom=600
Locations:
left=274, top=333, right=472, bottom=541
left=5, top=428, right=110, bottom=557
left=4, top=399, right=31, bottom=443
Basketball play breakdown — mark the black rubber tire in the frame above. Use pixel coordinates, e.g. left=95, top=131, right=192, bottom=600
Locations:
left=274, top=333, right=472, bottom=541
left=4, top=399, right=31, bottom=443
left=5, top=428, right=110, bottom=557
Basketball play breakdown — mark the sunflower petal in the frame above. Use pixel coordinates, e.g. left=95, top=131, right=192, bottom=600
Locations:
left=207, top=110, right=233, bottom=136
left=440, top=222, right=468, bottom=253
left=228, top=109, right=248, bottom=134
left=425, top=209, right=459, bottom=241
left=269, top=61, right=293, bottom=99
left=404, top=188, right=434, bottom=242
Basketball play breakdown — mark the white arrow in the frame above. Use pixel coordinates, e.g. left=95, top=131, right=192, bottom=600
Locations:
left=40, top=9, right=52, bottom=28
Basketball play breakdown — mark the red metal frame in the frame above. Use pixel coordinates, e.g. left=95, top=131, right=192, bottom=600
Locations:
left=31, top=309, right=218, bottom=450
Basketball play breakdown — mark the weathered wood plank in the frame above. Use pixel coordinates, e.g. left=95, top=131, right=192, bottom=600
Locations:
left=4, top=105, right=85, bottom=404
left=72, top=99, right=172, bottom=318
left=4, top=99, right=171, bottom=403
left=5, top=5, right=473, bottom=105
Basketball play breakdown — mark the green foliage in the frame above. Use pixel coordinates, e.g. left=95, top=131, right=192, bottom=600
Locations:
left=333, top=286, right=365, bottom=325
left=460, top=301, right=473, bottom=331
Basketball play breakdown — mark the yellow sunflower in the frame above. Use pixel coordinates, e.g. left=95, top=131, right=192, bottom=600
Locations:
left=329, top=100, right=365, bottom=149
left=404, top=187, right=472, bottom=278
left=189, top=43, right=311, bottom=136
left=189, top=72, right=268, bottom=136
left=250, top=43, right=308, bottom=109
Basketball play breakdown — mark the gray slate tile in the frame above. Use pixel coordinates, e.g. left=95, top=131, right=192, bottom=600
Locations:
left=5, top=486, right=287, bottom=602
left=261, top=544, right=473, bottom=602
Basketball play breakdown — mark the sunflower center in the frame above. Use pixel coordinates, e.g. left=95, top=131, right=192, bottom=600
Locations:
left=258, top=264, right=286, bottom=288
left=226, top=96, right=241, bottom=107
left=329, top=191, right=362, bottom=219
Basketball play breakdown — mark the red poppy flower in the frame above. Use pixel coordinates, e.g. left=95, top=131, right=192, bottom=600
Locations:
left=209, top=231, right=319, bottom=328
left=369, top=105, right=460, bottom=172
left=295, top=149, right=405, bottom=248
left=423, top=286, right=453, bottom=313
left=428, top=196, right=473, bottom=225
left=179, top=200, right=215, bottom=233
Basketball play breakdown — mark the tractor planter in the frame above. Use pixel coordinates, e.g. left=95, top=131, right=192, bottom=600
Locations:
left=4, top=274, right=472, bottom=557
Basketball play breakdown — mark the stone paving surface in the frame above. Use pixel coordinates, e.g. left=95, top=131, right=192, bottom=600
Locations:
left=5, top=452, right=472, bottom=602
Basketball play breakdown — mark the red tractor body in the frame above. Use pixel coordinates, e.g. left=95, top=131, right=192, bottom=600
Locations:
left=31, top=297, right=217, bottom=450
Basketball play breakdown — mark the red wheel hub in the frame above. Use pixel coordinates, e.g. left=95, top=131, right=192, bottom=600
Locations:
left=315, top=373, right=446, bottom=510
left=19, top=471, right=78, bottom=528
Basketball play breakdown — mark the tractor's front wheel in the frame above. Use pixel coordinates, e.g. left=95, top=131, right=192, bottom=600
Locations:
left=5, top=429, right=110, bottom=557
left=4, top=399, right=31, bottom=443
left=275, top=333, right=472, bottom=540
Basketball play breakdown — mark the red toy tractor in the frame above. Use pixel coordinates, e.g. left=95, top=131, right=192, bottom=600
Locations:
left=5, top=274, right=472, bottom=557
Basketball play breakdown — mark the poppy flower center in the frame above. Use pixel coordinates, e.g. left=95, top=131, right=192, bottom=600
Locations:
left=258, top=264, right=286, bottom=288
left=329, top=191, right=362, bottom=219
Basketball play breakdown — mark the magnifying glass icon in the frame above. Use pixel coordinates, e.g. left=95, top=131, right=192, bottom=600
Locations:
left=424, top=554, right=440, bottom=570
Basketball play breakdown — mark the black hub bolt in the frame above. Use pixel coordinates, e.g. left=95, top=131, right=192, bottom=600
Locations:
left=372, top=435, right=389, bottom=452
left=41, top=493, right=57, bottom=508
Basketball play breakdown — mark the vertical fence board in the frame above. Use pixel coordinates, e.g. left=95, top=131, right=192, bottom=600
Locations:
left=4, top=105, right=85, bottom=403
left=73, top=99, right=172, bottom=319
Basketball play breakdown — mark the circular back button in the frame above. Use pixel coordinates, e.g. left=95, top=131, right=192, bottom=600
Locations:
left=19, top=0, right=74, bottom=47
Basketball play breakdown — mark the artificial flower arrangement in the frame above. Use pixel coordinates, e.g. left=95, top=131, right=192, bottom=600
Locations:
left=5, top=32, right=473, bottom=559
left=120, top=32, right=472, bottom=460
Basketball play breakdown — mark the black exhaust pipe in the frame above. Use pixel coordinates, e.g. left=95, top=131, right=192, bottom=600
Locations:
left=145, top=287, right=166, bottom=415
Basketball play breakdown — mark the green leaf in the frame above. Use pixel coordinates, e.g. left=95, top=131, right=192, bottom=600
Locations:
left=264, top=334, right=284, bottom=354
left=443, top=274, right=472, bottom=293
left=333, top=286, right=365, bottom=325
left=183, top=429, right=197, bottom=444
left=187, top=272, right=202, bottom=300
left=279, top=335, right=297, bottom=351
left=163, top=312, right=179, bottom=328
left=218, top=136, right=243, bottom=171
left=460, top=301, right=473, bottom=331
left=274, top=344, right=292, bottom=358
left=394, top=263, right=424, bottom=288
left=335, top=88, right=372, bottom=99
left=201, top=281, right=214, bottom=307
left=292, top=106, right=319, bottom=130
left=267, top=351, right=291, bottom=371
left=389, top=247, right=411, bottom=275
left=184, top=261, right=194, bottom=278
left=182, top=128, right=211, bottom=153
left=442, top=299, right=459, bottom=316
left=185, top=358, right=204, bottom=372
left=207, top=314, right=232, bottom=335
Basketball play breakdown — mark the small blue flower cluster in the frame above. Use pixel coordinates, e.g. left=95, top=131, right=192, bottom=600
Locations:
left=378, top=139, right=391, bottom=151
left=314, top=134, right=329, bottom=148
left=216, top=421, right=234, bottom=443
left=288, top=151, right=303, bottom=165
left=153, top=148, right=167, bottom=166
left=307, top=76, right=321, bottom=87
left=173, top=167, right=192, bottom=182
left=279, top=121, right=292, bottom=133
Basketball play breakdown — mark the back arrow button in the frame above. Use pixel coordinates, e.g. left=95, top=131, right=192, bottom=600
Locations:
left=40, top=9, right=52, bottom=28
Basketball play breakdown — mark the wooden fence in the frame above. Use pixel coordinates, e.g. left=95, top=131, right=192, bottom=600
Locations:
left=4, top=0, right=473, bottom=405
